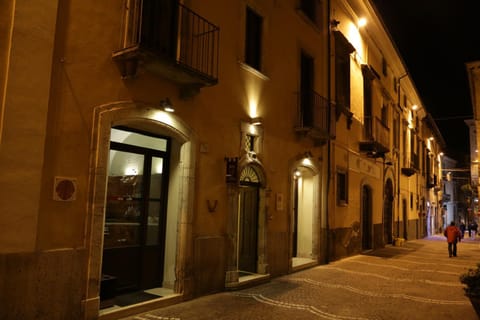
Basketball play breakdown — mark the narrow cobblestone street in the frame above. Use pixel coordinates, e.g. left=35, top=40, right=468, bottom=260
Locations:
left=120, top=236, right=480, bottom=320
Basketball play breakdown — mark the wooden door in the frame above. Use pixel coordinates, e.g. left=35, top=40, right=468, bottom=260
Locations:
left=238, top=186, right=259, bottom=273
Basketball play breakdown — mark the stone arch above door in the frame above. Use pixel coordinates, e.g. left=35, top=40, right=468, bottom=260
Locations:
left=85, top=101, right=196, bottom=317
left=225, top=157, right=269, bottom=288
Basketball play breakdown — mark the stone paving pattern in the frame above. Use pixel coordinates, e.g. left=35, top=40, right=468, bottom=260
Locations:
left=121, top=236, right=480, bottom=320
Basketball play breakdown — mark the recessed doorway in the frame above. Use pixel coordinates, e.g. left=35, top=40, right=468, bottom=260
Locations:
left=101, top=127, right=171, bottom=308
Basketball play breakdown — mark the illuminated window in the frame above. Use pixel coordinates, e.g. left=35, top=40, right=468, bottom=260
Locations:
left=245, top=7, right=262, bottom=70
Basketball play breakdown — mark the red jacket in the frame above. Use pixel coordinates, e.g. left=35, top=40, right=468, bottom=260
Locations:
left=444, top=225, right=461, bottom=243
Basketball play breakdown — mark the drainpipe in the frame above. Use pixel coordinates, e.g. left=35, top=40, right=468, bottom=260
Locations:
left=396, top=73, right=408, bottom=238
left=325, top=0, right=332, bottom=263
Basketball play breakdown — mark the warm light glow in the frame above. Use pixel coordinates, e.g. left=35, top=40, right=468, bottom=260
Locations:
left=152, top=110, right=175, bottom=126
left=160, top=98, right=174, bottom=112
left=412, top=104, right=418, bottom=111
left=347, top=22, right=363, bottom=61
left=248, top=99, right=258, bottom=118
left=294, top=170, right=301, bottom=177
left=124, top=166, right=138, bottom=175
left=439, top=152, right=444, bottom=156
left=358, top=17, right=367, bottom=28
left=302, top=158, right=313, bottom=166
left=244, top=75, right=265, bottom=118
left=152, top=158, right=163, bottom=174
left=429, top=136, right=434, bottom=141
left=250, top=117, right=262, bottom=125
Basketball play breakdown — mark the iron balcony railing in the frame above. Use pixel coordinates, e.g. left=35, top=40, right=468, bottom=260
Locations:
left=120, top=0, right=219, bottom=84
left=364, top=116, right=390, bottom=150
left=296, top=90, right=333, bottom=138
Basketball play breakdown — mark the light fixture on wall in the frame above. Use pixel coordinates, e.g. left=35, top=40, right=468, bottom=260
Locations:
left=250, top=117, right=263, bottom=125
left=358, top=17, right=367, bottom=28
left=160, top=98, right=174, bottom=112
left=330, top=19, right=340, bottom=30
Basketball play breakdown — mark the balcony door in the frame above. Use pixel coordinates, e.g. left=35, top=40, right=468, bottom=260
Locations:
left=141, top=0, right=178, bottom=57
left=102, top=127, right=170, bottom=298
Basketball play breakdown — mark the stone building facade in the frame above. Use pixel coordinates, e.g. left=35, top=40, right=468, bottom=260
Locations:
left=0, top=1, right=445, bottom=319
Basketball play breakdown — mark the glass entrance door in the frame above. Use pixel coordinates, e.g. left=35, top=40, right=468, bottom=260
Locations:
left=101, top=127, right=170, bottom=305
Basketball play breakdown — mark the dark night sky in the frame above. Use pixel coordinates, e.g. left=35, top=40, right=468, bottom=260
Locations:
left=371, top=0, right=480, bottom=163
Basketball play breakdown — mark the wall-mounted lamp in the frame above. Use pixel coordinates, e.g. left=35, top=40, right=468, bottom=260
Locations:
left=330, top=19, right=340, bottom=29
left=411, top=104, right=418, bottom=111
left=358, top=17, right=367, bottom=28
left=160, top=98, right=174, bottom=112
left=250, top=117, right=263, bottom=126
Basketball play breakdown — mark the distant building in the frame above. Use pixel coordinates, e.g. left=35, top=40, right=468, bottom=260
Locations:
left=466, top=60, right=480, bottom=221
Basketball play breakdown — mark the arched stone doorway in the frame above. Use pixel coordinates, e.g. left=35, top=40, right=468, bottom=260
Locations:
left=225, top=161, right=268, bottom=288
left=85, top=102, right=196, bottom=316
left=383, top=178, right=394, bottom=244
left=290, top=157, right=320, bottom=269
left=238, top=166, right=261, bottom=273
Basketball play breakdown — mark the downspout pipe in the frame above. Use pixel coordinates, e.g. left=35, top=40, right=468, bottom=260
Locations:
left=326, top=0, right=332, bottom=263
left=396, top=73, right=408, bottom=238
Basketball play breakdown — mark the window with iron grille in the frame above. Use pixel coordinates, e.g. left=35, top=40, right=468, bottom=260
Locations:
left=245, top=134, right=256, bottom=152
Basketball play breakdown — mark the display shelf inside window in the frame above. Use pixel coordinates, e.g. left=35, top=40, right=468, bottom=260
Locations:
left=104, top=175, right=144, bottom=248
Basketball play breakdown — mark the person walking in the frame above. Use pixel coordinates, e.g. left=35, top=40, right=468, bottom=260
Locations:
left=471, top=221, right=478, bottom=239
left=444, top=221, right=462, bottom=257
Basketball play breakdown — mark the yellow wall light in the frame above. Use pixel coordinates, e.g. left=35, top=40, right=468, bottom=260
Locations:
left=358, top=17, right=367, bottom=28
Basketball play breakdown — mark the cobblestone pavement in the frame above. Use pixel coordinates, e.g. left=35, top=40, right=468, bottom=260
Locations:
left=121, top=236, right=480, bottom=320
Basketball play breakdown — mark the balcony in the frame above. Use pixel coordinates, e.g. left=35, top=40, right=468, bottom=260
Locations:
left=112, top=0, right=219, bottom=98
left=295, top=90, right=334, bottom=144
left=359, top=116, right=390, bottom=157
